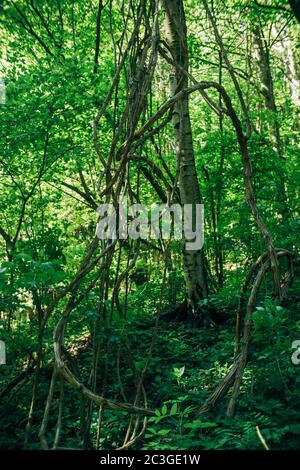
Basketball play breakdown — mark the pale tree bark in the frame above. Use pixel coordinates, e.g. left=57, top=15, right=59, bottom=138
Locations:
left=252, top=26, right=290, bottom=223
left=272, top=25, right=300, bottom=108
left=253, top=27, right=282, bottom=154
left=162, top=0, right=208, bottom=321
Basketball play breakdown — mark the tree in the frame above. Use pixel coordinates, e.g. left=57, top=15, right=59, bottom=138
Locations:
left=162, top=0, right=208, bottom=322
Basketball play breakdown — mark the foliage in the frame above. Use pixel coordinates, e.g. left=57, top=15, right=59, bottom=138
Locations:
left=0, top=0, right=299, bottom=452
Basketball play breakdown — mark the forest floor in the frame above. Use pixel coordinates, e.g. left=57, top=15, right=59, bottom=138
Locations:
left=1, top=278, right=300, bottom=450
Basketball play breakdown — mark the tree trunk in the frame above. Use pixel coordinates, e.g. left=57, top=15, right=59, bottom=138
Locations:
left=162, top=0, right=208, bottom=321
left=253, top=26, right=290, bottom=223
left=273, top=25, right=300, bottom=108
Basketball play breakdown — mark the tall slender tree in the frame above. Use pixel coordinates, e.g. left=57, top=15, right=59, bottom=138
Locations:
left=162, top=0, right=208, bottom=322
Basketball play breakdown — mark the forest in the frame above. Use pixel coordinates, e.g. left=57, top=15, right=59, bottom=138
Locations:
left=0, top=0, right=299, bottom=453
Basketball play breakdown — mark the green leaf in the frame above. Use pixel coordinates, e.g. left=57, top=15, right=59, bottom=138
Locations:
left=173, top=366, right=185, bottom=378
left=170, top=403, right=178, bottom=416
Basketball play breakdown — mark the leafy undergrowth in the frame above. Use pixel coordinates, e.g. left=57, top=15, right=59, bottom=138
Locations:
left=1, top=288, right=299, bottom=450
